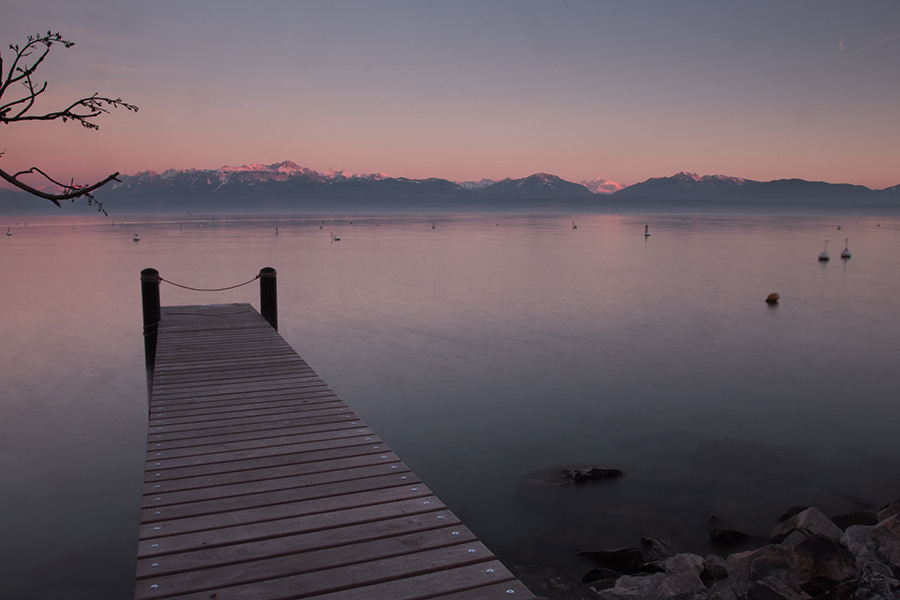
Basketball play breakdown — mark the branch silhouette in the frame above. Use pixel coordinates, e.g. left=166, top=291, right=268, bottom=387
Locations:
left=0, top=31, right=138, bottom=214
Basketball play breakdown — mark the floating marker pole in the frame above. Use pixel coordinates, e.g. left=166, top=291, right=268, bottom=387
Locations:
left=259, top=267, right=278, bottom=330
left=141, top=268, right=161, bottom=371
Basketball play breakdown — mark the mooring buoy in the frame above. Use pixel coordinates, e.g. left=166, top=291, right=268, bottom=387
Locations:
left=841, top=238, right=851, bottom=259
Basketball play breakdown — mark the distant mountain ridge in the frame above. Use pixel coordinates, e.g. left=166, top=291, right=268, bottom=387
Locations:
left=109, top=163, right=895, bottom=198
left=2, top=162, right=898, bottom=214
left=615, top=171, right=757, bottom=198
left=110, top=162, right=597, bottom=197
left=89, top=162, right=599, bottom=212
left=613, top=170, right=884, bottom=200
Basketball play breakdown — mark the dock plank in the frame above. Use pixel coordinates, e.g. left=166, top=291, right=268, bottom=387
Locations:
left=136, top=304, right=534, bottom=599
left=135, top=510, right=463, bottom=578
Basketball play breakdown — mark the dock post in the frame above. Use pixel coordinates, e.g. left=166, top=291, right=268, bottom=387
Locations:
left=141, top=268, right=160, bottom=371
left=259, top=267, right=278, bottom=330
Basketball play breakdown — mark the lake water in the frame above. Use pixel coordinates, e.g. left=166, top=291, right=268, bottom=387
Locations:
left=2, top=211, right=900, bottom=599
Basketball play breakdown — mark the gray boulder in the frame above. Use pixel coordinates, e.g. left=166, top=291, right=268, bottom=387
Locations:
left=580, top=502, right=900, bottom=600
left=596, top=553, right=706, bottom=600
left=850, top=561, right=900, bottom=599
left=702, top=553, right=728, bottom=583
left=872, top=515, right=900, bottom=568
left=727, top=544, right=795, bottom=597
left=878, top=499, right=900, bottom=522
left=842, top=525, right=881, bottom=567
left=744, top=576, right=810, bottom=599
left=770, top=507, right=844, bottom=545
left=791, top=534, right=857, bottom=594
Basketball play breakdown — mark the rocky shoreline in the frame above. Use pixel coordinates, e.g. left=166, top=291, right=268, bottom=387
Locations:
left=572, top=500, right=900, bottom=599
left=513, top=466, right=900, bottom=599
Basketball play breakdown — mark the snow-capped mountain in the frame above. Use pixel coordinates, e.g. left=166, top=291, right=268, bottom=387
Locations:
left=613, top=171, right=884, bottom=205
left=579, top=177, right=624, bottom=194
left=111, top=162, right=616, bottom=198
left=118, top=161, right=395, bottom=192
left=93, top=162, right=606, bottom=212
left=614, top=171, right=755, bottom=198
left=481, top=173, right=593, bottom=196
left=109, top=162, right=606, bottom=197
left=457, top=179, right=497, bottom=190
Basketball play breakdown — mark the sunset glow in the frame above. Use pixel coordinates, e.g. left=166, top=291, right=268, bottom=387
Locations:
left=2, top=1, right=899, bottom=191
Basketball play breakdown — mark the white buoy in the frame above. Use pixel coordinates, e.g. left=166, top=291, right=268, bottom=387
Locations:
left=841, top=238, right=851, bottom=259
left=818, top=239, right=830, bottom=261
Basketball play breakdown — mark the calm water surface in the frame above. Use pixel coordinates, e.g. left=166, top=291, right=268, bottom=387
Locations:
left=2, top=212, right=900, bottom=598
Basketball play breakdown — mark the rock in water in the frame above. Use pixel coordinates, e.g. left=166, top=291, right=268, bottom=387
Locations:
left=831, top=510, right=879, bottom=530
left=640, top=536, right=681, bottom=562
left=577, top=547, right=645, bottom=574
left=561, top=466, right=624, bottom=483
left=709, top=528, right=769, bottom=555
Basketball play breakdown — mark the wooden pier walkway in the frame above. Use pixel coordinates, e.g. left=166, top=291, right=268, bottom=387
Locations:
left=136, top=303, right=535, bottom=600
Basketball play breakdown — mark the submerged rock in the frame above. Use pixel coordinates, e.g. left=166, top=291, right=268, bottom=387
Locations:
left=581, top=566, right=622, bottom=585
left=560, top=466, right=624, bottom=483
left=641, top=536, right=682, bottom=562
left=831, top=510, right=880, bottom=530
left=510, top=563, right=597, bottom=600
left=777, top=506, right=811, bottom=523
left=517, top=465, right=624, bottom=498
left=711, top=529, right=751, bottom=548
left=709, top=527, right=768, bottom=555
left=577, top=547, right=645, bottom=574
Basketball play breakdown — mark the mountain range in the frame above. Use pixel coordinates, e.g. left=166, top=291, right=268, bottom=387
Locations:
left=2, top=162, right=898, bottom=214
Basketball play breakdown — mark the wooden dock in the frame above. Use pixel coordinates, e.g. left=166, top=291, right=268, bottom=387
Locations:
left=136, top=303, right=535, bottom=600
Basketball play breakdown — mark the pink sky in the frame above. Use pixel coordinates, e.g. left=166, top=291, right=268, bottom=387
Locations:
left=3, top=1, right=900, bottom=191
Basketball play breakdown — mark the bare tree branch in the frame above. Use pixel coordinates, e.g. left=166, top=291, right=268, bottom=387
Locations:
left=0, top=166, right=118, bottom=215
left=0, top=31, right=138, bottom=212
left=5, top=92, right=138, bottom=129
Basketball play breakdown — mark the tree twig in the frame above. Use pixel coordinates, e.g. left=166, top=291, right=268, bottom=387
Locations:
left=0, top=31, right=137, bottom=212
